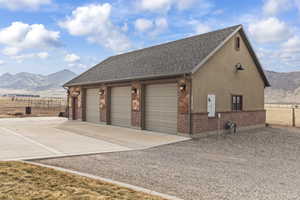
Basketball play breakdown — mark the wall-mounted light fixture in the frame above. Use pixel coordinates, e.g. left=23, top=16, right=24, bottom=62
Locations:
left=99, top=89, right=105, bottom=95
left=131, top=88, right=137, bottom=94
left=179, top=84, right=186, bottom=92
left=235, top=63, right=245, bottom=71
left=72, top=91, right=80, bottom=96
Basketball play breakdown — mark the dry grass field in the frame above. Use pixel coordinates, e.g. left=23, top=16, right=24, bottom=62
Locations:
left=0, top=97, right=66, bottom=118
left=0, top=162, right=165, bottom=200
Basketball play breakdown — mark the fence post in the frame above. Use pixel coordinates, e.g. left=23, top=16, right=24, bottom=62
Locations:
left=292, top=106, right=296, bottom=127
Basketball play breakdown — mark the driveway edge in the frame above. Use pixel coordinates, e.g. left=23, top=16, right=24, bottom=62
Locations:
left=23, top=161, right=184, bottom=200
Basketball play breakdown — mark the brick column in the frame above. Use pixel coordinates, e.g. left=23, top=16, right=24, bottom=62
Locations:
left=68, top=87, right=82, bottom=121
left=67, top=88, right=72, bottom=120
left=81, top=88, right=86, bottom=121
left=78, top=88, right=83, bottom=120
left=100, top=86, right=110, bottom=124
left=131, top=82, right=142, bottom=129
left=177, top=78, right=191, bottom=134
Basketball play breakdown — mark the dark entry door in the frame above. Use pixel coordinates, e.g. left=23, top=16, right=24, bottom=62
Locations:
left=72, top=97, right=78, bottom=120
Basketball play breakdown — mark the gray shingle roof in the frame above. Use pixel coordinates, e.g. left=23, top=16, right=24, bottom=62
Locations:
left=65, top=25, right=269, bottom=87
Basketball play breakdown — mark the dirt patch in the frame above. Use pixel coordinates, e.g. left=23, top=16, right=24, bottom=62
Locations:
left=0, top=161, right=166, bottom=200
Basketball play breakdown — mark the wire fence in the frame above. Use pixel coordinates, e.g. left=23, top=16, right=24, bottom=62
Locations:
left=0, top=96, right=67, bottom=118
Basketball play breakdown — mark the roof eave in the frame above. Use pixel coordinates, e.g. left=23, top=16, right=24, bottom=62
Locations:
left=64, top=72, right=190, bottom=87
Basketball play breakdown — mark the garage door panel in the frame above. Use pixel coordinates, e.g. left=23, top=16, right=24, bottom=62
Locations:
left=146, top=98, right=177, bottom=103
left=145, top=105, right=176, bottom=111
left=146, top=121, right=176, bottom=128
left=86, top=89, right=100, bottom=123
left=146, top=122, right=176, bottom=133
left=147, top=90, right=177, bottom=96
left=146, top=110, right=176, bottom=115
left=145, top=83, right=177, bottom=134
left=111, top=113, right=131, bottom=118
left=111, top=87, right=131, bottom=127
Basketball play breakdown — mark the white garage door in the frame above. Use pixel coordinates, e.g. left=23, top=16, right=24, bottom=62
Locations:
left=145, top=83, right=178, bottom=134
left=111, top=86, right=131, bottom=127
left=86, top=88, right=100, bottom=123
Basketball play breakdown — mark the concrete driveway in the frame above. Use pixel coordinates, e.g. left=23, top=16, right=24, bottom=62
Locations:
left=0, top=117, right=189, bottom=161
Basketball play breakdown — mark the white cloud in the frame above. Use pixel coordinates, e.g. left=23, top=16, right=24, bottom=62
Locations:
left=2, top=47, right=21, bottom=56
left=134, top=17, right=168, bottom=36
left=139, top=0, right=172, bottom=12
left=187, top=20, right=212, bottom=35
left=121, top=23, right=129, bottom=32
left=282, top=36, right=300, bottom=52
left=68, top=63, right=87, bottom=69
left=257, top=36, right=300, bottom=70
left=195, top=23, right=212, bottom=34
left=280, top=36, right=300, bottom=66
left=65, top=53, right=80, bottom=63
left=0, top=0, right=51, bottom=10
left=295, top=0, right=300, bottom=11
left=0, top=60, right=5, bottom=65
left=262, top=0, right=298, bottom=16
left=0, top=22, right=60, bottom=56
left=12, top=52, right=50, bottom=63
left=59, top=3, right=131, bottom=53
left=138, top=0, right=199, bottom=12
left=212, top=9, right=224, bottom=15
left=152, top=17, right=168, bottom=35
left=248, top=17, right=291, bottom=43
left=135, top=18, right=153, bottom=32
left=176, top=0, right=196, bottom=10
left=37, top=52, right=49, bottom=59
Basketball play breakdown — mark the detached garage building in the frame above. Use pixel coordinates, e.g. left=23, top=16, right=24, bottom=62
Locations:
left=64, top=25, right=270, bottom=135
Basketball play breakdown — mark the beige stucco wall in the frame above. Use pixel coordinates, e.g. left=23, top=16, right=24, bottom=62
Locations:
left=266, top=107, right=293, bottom=126
left=192, top=32, right=265, bottom=113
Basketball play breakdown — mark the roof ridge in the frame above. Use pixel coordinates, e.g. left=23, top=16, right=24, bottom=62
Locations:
left=113, top=24, right=242, bottom=58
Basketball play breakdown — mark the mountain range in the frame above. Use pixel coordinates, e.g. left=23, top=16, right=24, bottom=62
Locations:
left=265, top=70, right=300, bottom=103
left=0, top=69, right=76, bottom=91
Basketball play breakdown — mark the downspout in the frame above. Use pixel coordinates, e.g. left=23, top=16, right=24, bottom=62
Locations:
left=188, top=75, right=192, bottom=136
left=184, top=73, right=192, bottom=136
left=63, top=86, right=70, bottom=118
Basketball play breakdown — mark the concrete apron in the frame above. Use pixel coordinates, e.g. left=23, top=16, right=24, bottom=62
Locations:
left=58, top=120, right=190, bottom=149
left=24, top=161, right=184, bottom=200
left=0, top=117, right=190, bottom=161
left=0, top=126, right=131, bottom=161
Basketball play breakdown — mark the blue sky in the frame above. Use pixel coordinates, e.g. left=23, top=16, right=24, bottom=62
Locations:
left=0, top=0, right=299, bottom=75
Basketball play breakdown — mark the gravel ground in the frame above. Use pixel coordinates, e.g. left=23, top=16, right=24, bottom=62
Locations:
left=36, top=127, right=300, bottom=200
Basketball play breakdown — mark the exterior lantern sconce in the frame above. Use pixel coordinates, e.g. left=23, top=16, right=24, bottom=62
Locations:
left=72, top=91, right=80, bottom=96
left=132, top=88, right=137, bottom=94
left=99, top=89, right=105, bottom=95
left=179, top=84, right=186, bottom=92
left=235, top=63, right=245, bottom=72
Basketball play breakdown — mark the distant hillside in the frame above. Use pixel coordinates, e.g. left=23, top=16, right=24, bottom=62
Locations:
left=0, top=69, right=76, bottom=91
left=265, top=70, right=300, bottom=103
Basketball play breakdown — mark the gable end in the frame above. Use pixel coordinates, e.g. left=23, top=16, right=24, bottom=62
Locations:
left=191, top=26, right=270, bottom=87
